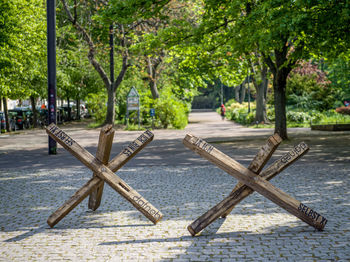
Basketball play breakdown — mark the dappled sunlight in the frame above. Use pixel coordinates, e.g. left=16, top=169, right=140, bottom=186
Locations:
left=0, top=121, right=349, bottom=260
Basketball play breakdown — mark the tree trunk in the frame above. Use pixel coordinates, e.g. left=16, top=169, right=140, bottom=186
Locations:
left=235, top=85, right=240, bottom=102
left=264, top=46, right=294, bottom=140
left=252, top=65, right=269, bottom=123
left=255, top=85, right=268, bottom=123
left=263, top=72, right=268, bottom=100
left=105, top=86, right=116, bottom=124
left=273, top=74, right=288, bottom=140
left=150, top=80, right=159, bottom=99
left=240, top=84, right=246, bottom=103
left=30, top=96, right=38, bottom=128
left=67, top=97, right=71, bottom=121
left=3, top=97, right=10, bottom=132
left=147, top=56, right=159, bottom=99
left=76, top=97, right=81, bottom=120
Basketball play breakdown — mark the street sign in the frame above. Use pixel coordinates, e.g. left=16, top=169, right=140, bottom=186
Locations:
left=127, top=87, right=139, bottom=110
left=150, top=108, right=155, bottom=117
left=126, top=87, right=140, bottom=128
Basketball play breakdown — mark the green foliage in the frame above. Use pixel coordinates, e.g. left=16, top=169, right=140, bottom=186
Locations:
left=155, top=98, right=188, bottom=129
left=285, top=109, right=344, bottom=126
left=313, top=110, right=350, bottom=124
left=286, top=111, right=311, bottom=124
left=267, top=106, right=275, bottom=122
left=325, top=51, right=350, bottom=100
left=222, top=101, right=256, bottom=125
left=125, top=124, right=146, bottom=131
left=57, top=42, right=102, bottom=103
left=0, top=0, right=46, bottom=98
left=223, top=100, right=328, bottom=126
left=141, top=87, right=189, bottom=129
left=85, top=92, right=107, bottom=123
left=2, top=0, right=349, bottom=133
left=201, top=0, right=350, bottom=138
left=286, top=72, right=335, bottom=111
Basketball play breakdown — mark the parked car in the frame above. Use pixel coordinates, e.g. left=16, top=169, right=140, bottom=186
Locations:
left=37, top=108, right=48, bottom=127
left=60, top=105, right=77, bottom=121
left=8, top=107, right=32, bottom=130
left=0, top=111, right=5, bottom=130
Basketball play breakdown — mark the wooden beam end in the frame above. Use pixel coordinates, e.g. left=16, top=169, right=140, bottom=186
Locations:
left=47, top=217, right=56, bottom=228
left=153, top=215, right=163, bottom=225
left=187, top=225, right=197, bottom=236
left=183, top=134, right=194, bottom=141
left=101, top=124, right=114, bottom=135
left=271, top=133, right=283, bottom=145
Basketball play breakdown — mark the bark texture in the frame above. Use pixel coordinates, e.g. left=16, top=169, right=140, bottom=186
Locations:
left=30, top=96, right=38, bottom=128
left=264, top=47, right=294, bottom=140
left=251, top=62, right=269, bottom=123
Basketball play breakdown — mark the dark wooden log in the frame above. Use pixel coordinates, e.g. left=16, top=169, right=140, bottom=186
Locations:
left=47, top=129, right=155, bottom=227
left=222, top=133, right=282, bottom=218
left=46, top=124, right=162, bottom=227
left=88, top=125, right=115, bottom=211
left=184, top=134, right=327, bottom=233
left=187, top=141, right=309, bottom=236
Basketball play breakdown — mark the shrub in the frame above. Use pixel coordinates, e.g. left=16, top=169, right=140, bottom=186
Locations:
left=267, top=106, right=275, bottom=122
left=286, top=72, right=335, bottom=111
left=85, top=92, right=107, bottom=123
left=222, top=101, right=256, bottom=125
left=155, top=98, right=188, bottom=129
left=313, top=109, right=350, bottom=124
left=309, top=111, right=323, bottom=123
left=140, top=87, right=189, bottom=129
left=286, top=111, right=311, bottom=123
left=222, top=99, right=350, bottom=127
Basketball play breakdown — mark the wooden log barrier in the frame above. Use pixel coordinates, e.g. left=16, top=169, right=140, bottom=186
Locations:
left=88, top=125, right=115, bottom=211
left=222, top=133, right=283, bottom=218
left=47, top=127, right=155, bottom=227
left=183, top=134, right=327, bottom=232
left=188, top=133, right=282, bottom=236
left=46, top=123, right=162, bottom=227
left=47, top=125, right=114, bottom=227
left=223, top=141, right=309, bottom=216
left=187, top=141, right=309, bottom=236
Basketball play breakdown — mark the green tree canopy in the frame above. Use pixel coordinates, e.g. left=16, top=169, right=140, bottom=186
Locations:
left=195, top=0, right=350, bottom=138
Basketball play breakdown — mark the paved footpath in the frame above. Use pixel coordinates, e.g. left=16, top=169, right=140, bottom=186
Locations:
left=0, top=112, right=350, bottom=261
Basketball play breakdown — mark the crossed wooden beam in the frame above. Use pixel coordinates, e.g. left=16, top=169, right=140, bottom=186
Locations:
left=45, top=124, right=327, bottom=233
left=46, top=123, right=163, bottom=227
left=183, top=134, right=328, bottom=236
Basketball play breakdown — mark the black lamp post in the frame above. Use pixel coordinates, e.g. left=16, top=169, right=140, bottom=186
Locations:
left=47, top=0, right=57, bottom=154
left=247, top=69, right=251, bottom=113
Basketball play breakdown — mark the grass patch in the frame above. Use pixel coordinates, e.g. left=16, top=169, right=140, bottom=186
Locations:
left=311, top=114, right=350, bottom=125
left=87, top=121, right=104, bottom=128
left=248, top=122, right=310, bottom=128
left=124, top=124, right=146, bottom=131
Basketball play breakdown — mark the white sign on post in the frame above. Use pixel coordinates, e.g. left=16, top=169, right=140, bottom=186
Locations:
left=127, top=87, right=139, bottom=110
left=126, top=87, right=140, bottom=128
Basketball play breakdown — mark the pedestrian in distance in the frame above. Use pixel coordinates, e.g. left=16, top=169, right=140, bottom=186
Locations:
left=220, top=104, right=226, bottom=120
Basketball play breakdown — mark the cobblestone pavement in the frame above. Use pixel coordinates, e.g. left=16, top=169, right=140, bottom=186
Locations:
left=1, top=162, right=349, bottom=261
left=1, top=112, right=350, bottom=261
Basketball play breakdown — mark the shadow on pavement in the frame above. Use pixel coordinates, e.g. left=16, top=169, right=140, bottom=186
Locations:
left=1, top=133, right=350, bottom=170
left=1, top=160, right=348, bottom=242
